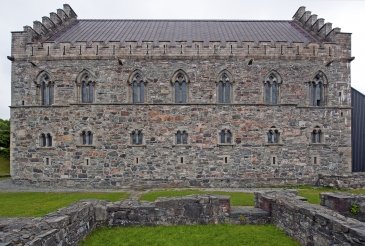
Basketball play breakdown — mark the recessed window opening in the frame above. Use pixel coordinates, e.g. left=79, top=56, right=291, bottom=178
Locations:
left=224, top=157, right=228, bottom=164
left=180, top=157, right=184, bottom=164
left=136, top=157, right=139, bottom=164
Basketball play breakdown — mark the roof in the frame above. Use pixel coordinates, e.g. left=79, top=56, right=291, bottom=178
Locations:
left=47, top=19, right=320, bottom=44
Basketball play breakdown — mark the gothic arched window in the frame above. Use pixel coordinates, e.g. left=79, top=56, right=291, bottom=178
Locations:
left=174, top=72, right=188, bottom=103
left=267, top=127, right=280, bottom=143
left=311, top=126, right=322, bottom=143
left=131, top=130, right=143, bottom=145
left=264, top=72, right=281, bottom=105
left=37, top=72, right=54, bottom=105
left=131, top=73, right=145, bottom=104
left=80, top=72, right=95, bottom=103
left=81, top=131, right=93, bottom=145
left=39, top=133, right=52, bottom=147
left=309, top=72, right=327, bottom=106
left=219, top=129, right=232, bottom=144
left=218, top=72, right=232, bottom=103
left=176, top=130, right=188, bottom=144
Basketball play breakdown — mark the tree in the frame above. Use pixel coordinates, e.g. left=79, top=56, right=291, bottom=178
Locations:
left=0, top=119, right=10, bottom=159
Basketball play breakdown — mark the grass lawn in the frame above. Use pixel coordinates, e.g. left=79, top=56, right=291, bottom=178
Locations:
left=297, top=187, right=365, bottom=204
left=0, top=157, right=10, bottom=176
left=79, top=224, right=300, bottom=246
left=140, top=189, right=255, bottom=206
left=0, top=192, right=129, bottom=217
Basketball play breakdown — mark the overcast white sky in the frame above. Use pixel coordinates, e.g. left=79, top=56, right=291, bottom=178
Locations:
left=0, top=0, right=364, bottom=119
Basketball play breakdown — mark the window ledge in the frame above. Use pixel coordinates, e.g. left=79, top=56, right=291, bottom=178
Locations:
left=265, top=143, right=284, bottom=146
left=128, top=144, right=147, bottom=148
left=76, top=145, right=96, bottom=148
left=38, top=147, right=55, bottom=149
left=309, top=143, right=327, bottom=146
left=217, top=144, right=235, bottom=147
left=172, top=144, right=191, bottom=147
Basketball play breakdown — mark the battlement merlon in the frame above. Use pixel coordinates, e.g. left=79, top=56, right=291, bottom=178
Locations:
left=11, top=4, right=77, bottom=54
left=293, top=6, right=351, bottom=51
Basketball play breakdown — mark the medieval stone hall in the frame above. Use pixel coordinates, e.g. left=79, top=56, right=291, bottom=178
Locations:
left=9, top=4, right=353, bottom=188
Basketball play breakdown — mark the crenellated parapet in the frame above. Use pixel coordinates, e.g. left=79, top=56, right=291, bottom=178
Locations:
left=19, top=40, right=350, bottom=61
left=22, top=4, right=77, bottom=43
left=293, top=6, right=351, bottom=49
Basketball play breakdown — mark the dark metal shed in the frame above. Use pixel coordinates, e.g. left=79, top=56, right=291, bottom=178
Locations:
left=352, top=88, right=365, bottom=172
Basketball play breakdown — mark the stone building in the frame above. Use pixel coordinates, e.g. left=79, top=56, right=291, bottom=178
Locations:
left=9, top=4, right=353, bottom=188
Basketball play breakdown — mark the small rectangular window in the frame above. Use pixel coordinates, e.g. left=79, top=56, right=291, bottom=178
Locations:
left=272, top=156, right=276, bottom=165
left=135, top=157, right=139, bottom=164
left=44, top=157, right=51, bottom=165
left=180, top=157, right=184, bottom=164
left=84, top=158, right=90, bottom=165
left=224, top=157, right=228, bottom=164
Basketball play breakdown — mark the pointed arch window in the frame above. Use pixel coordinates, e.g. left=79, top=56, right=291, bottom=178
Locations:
left=219, top=129, right=232, bottom=144
left=39, top=133, right=52, bottom=147
left=131, top=130, right=143, bottom=145
left=80, top=72, right=95, bottom=103
left=81, top=131, right=93, bottom=145
left=264, top=72, right=281, bottom=105
left=174, top=73, right=188, bottom=103
left=37, top=72, right=54, bottom=105
left=309, top=72, right=327, bottom=106
left=176, top=130, right=188, bottom=144
left=131, top=73, right=145, bottom=104
left=267, top=127, right=280, bottom=144
left=311, top=126, right=322, bottom=143
left=218, top=73, right=232, bottom=103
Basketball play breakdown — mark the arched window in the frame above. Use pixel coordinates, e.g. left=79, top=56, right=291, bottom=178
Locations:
left=217, top=72, right=232, bottom=103
left=267, top=127, right=280, bottom=143
left=81, top=131, right=93, bottom=145
left=264, top=72, right=281, bottom=105
left=176, top=130, right=188, bottom=144
left=131, top=130, right=143, bottom=145
left=309, top=72, right=327, bottom=106
left=174, top=72, right=188, bottom=103
left=219, top=129, right=232, bottom=144
left=39, top=133, right=52, bottom=147
left=37, top=72, right=54, bottom=105
left=311, top=126, right=322, bottom=143
left=131, top=73, right=145, bottom=104
left=80, top=72, right=95, bottom=103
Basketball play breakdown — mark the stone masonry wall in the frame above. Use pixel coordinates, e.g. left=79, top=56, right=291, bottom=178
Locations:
left=317, top=173, right=365, bottom=188
left=256, top=191, right=365, bottom=245
left=0, top=195, right=233, bottom=246
left=320, top=192, right=365, bottom=222
left=9, top=57, right=352, bottom=188
left=9, top=5, right=352, bottom=188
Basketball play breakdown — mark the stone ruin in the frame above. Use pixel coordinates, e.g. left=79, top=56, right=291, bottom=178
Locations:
left=1, top=191, right=365, bottom=245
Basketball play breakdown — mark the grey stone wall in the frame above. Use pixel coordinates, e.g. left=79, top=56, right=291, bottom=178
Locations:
left=321, top=192, right=365, bottom=222
left=256, top=191, right=365, bottom=245
left=317, top=173, right=365, bottom=188
left=9, top=5, right=352, bottom=188
left=0, top=195, right=249, bottom=246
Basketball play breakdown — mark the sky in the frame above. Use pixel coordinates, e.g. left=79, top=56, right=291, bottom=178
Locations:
left=0, top=0, right=364, bottom=119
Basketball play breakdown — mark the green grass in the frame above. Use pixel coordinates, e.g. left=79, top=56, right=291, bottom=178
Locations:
left=0, top=157, right=10, bottom=176
left=140, top=189, right=255, bottom=206
left=0, top=192, right=129, bottom=217
left=297, top=187, right=365, bottom=204
left=79, top=224, right=300, bottom=246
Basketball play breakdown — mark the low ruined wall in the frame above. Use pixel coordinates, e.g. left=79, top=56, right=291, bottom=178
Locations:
left=0, top=195, right=233, bottom=246
left=320, top=192, right=365, bottom=222
left=317, top=173, right=365, bottom=188
left=256, top=191, right=365, bottom=246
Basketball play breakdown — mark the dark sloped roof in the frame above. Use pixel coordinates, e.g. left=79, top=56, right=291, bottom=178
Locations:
left=47, top=19, right=320, bottom=44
